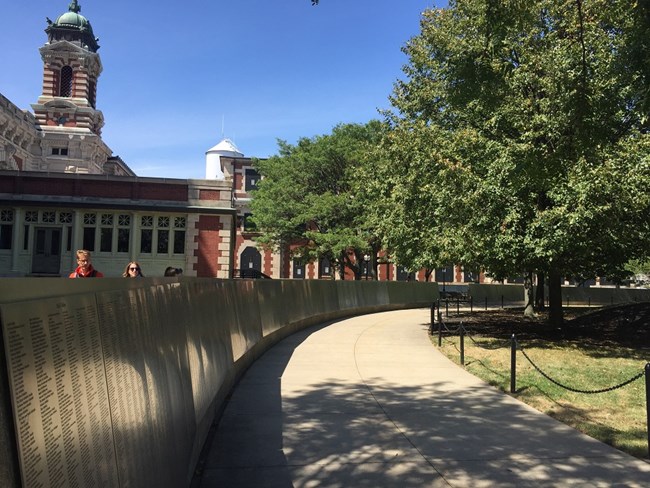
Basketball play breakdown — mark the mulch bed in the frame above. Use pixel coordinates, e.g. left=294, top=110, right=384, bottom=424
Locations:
left=440, top=302, right=650, bottom=349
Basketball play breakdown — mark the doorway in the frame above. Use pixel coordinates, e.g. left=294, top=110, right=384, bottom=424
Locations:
left=240, top=246, right=261, bottom=271
left=32, top=227, right=62, bottom=274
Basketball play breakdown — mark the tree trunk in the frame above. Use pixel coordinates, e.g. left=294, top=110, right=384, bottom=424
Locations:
left=548, top=269, right=564, bottom=326
left=353, top=251, right=363, bottom=280
left=523, top=271, right=536, bottom=318
left=535, top=272, right=545, bottom=310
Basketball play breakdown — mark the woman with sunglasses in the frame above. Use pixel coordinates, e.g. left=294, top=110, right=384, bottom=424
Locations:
left=122, top=262, right=145, bottom=278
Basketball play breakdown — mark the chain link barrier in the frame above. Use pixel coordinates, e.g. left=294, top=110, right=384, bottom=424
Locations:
left=464, top=326, right=511, bottom=349
left=517, top=342, right=646, bottom=394
left=433, top=316, right=646, bottom=394
left=431, top=308, right=650, bottom=457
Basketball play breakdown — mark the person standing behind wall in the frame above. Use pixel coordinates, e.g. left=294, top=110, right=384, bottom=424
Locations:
left=122, top=261, right=144, bottom=278
left=164, top=266, right=182, bottom=277
left=69, top=249, right=104, bottom=278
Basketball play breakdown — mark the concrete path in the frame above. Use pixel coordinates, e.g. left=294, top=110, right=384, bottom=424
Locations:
left=196, top=308, right=650, bottom=487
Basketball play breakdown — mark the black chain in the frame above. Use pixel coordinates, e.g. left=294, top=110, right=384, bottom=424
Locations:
left=519, top=347, right=646, bottom=394
left=436, top=320, right=462, bottom=334
left=463, top=325, right=511, bottom=349
left=438, top=328, right=646, bottom=394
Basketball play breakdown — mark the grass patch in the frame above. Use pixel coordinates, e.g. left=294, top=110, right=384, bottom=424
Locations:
left=433, top=305, right=650, bottom=460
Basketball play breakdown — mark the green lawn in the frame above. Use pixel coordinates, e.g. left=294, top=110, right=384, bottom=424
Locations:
left=433, top=308, right=650, bottom=460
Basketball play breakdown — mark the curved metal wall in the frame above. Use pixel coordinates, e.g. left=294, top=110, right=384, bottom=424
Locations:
left=10, top=278, right=645, bottom=488
left=0, top=278, right=437, bottom=488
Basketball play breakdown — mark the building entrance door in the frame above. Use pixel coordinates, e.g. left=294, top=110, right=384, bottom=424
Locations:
left=241, top=246, right=261, bottom=271
left=32, top=227, right=62, bottom=274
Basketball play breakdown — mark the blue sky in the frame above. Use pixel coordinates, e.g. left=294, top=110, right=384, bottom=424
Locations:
left=1, top=1, right=444, bottom=179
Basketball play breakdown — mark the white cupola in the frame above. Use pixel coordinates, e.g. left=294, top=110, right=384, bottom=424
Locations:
left=205, top=138, right=243, bottom=179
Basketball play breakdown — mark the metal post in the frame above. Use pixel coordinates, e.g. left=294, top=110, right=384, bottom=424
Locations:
left=457, top=297, right=460, bottom=314
left=445, top=299, right=449, bottom=318
left=442, top=269, right=446, bottom=293
left=646, top=363, right=650, bottom=459
left=485, top=296, right=488, bottom=311
left=460, top=324, right=465, bottom=366
left=501, top=295, right=504, bottom=309
left=430, top=302, right=435, bottom=334
left=438, top=318, right=442, bottom=347
left=510, top=334, right=517, bottom=393
left=588, top=297, right=591, bottom=308
left=470, top=296, right=473, bottom=313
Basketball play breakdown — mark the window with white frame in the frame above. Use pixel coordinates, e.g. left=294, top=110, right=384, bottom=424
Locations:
left=140, top=214, right=186, bottom=256
left=0, top=209, right=14, bottom=250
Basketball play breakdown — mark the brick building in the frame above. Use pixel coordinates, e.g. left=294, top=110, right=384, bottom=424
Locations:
left=0, top=1, right=476, bottom=282
left=0, top=1, right=275, bottom=278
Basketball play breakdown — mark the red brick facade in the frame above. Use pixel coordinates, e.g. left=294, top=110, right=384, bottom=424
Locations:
left=194, top=215, right=224, bottom=277
left=0, top=174, right=189, bottom=201
left=199, top=189, right=223, bottom=200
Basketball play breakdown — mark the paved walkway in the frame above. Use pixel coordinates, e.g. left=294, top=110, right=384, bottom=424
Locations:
left=196, top=308, right=650, bottom=487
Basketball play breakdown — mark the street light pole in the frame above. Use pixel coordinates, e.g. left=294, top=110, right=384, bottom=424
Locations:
left=363, top=254, right=370, bottom=280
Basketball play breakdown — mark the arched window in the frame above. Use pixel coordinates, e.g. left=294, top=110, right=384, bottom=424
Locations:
left=319, top=257, right=331, bottom=278
left=397, top=266, right=415, bottom=282
left=59, top=66, right=73, bottom=97
left=240, top=246, right=262, bottom=273
left=292, top=259, right=305, bottom=279
left=88, top=79, right=96, bottom=108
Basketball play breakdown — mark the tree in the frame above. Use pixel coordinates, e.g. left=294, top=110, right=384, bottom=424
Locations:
left=371, top=0, right=650, bottom=324
left=250, top=121, right=386, bottom=279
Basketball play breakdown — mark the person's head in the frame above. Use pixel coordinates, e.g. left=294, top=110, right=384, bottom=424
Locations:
left=76, top=250, right=92, bottom=271
left=164, top=266, right=183, bottom=277
left=123, top=261, right=144, bottom=278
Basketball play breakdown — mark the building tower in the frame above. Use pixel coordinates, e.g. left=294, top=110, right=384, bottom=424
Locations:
left=205, top=138, right=243, bottom=180
left=30, top=0, right=112, bottom=173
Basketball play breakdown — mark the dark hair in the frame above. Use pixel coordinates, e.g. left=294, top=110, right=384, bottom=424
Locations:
left=164, top=266, right=183, bottom=277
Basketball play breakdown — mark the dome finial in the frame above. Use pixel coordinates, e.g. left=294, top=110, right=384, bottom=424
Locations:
left=68, top=0, right=81, bottom=14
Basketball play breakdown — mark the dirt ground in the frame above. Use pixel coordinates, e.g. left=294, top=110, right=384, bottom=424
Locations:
left=439, top=301, right=650, bottom=349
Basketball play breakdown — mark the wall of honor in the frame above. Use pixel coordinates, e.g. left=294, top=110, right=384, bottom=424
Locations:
left=0, top=278, right=436, bottom=488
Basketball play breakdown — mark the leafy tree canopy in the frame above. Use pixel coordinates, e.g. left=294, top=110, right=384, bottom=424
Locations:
left=250, top=121, right=386, bottom=279
left=371, top=0, right=650, bottom=320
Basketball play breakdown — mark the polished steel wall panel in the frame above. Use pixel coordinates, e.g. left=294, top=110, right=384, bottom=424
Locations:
left=0, top=294, right=119, bottom=487
left=281, top=280, right=310, bottom=326
left=0, top=323, right=20, bottom=488
left=96, top=288, right=162, bottom=487
left=185, top=280, right=233, bottom=426
left=143, top=284, right=196, bottom=486
left=315, top=280, right=342, bottom=314
left=227, top=281, right=262, bottom=362
left=560, top=286, right=650, bottom=305
left=156, top=282, right=197, bottom=485
left=256, top=281, right=287, bottom=336
left=303, top=280, right=324, bottom=317
left=336, top=281, right=362, bottom=310
left=95, top=284, right=197, bottom=488
left=0, top=278, right=437, bottom=488
left=387, top=281, right=437, bottom=305
left=468, top=283, right=523, bottom=303
left=358, top=281, right=390, bottom=307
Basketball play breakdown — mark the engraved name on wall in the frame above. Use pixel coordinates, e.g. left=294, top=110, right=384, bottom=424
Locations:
left=0, top=296, right=119, bottom=487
